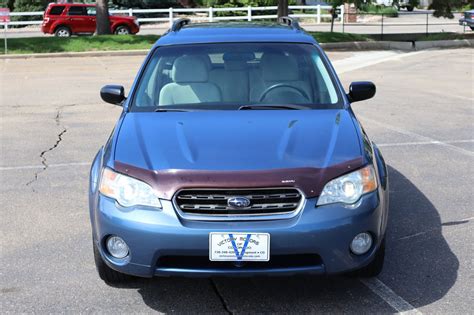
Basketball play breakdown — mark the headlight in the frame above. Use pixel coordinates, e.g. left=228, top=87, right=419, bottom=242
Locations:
left=99, top=168, right=161, bottom=208
left=317, top=165, right=377, bottom=206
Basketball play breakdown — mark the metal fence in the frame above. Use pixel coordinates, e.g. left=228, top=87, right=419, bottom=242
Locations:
left=1, top=5, right=343, bottom=29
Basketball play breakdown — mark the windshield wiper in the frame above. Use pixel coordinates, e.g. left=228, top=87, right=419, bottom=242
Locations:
left=238, top=104, right=311, bottom=110
left=154, top=108, right=190, bottom=112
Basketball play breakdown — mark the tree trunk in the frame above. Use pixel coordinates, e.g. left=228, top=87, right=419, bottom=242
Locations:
left=96, top=0, right=111, bottom=35
left=277, top=0, right=289, bottom=18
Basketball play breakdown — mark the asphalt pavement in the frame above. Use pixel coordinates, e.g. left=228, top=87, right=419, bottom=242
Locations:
left=1, top=48, right=473, bottom=313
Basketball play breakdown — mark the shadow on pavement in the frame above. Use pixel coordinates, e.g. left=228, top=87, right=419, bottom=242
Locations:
left=380, top=166, right=459, bottom=308
left=111, top=166, right=458, bottom=313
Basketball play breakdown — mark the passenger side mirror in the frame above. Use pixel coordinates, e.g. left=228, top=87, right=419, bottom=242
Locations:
left=100, top=85, right=125, bottom=105
left=348, top=81, right=376, bottom=103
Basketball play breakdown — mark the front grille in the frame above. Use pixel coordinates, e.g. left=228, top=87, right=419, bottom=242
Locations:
left=174, top=188, right=303, bottom=216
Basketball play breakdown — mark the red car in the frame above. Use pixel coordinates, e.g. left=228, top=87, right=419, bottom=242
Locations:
left=42, top=3, right=140, bottom=37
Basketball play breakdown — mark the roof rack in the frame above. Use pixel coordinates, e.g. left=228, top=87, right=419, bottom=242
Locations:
left=278, top=16, right=301, bottom=30
left=170, top=18, right=190, bottom=32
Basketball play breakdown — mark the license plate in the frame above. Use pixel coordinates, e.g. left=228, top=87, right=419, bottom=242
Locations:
left=209, top=232, right=270, bottom=261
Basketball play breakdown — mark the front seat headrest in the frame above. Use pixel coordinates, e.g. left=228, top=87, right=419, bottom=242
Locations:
left=172, top=55, right=209, bottom=83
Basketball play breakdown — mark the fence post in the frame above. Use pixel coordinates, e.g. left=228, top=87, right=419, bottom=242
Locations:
left=3, top=22, right=7, bottom=55
left=128, top=8, right=133, bottom=17
left=341, top=5, right=345, bottom=32
left=425, top=13, right=428, bottom=36
left=209, top=7, right=213, bottom=22
left=381, top=13, right=384, bottom=40
left=169, top=7, right=173, bottom=27
left=340, top=5, right=344, bottom=24
left=247, top=6, right=252, bottom=22
left=317, top=5, right=321, bottom=24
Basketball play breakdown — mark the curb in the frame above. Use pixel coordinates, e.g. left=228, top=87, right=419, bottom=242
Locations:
left=320, top=41, right=413, bottom=51
left=320, top=39, right=473, bottom=51
left=1, top=39, right=472, bottom=59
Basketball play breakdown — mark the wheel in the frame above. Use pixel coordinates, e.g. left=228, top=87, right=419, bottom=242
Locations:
left=350, top=238, right=385, bottom=278
left=406, top=6, right=414, bottom=11
left=470, top=26, right=474, bottom=31
left=114, top=25, right=130, bottom=35
left=54, top=26, right=71, bottom=37
left=93, top=241, right=130, bottom=283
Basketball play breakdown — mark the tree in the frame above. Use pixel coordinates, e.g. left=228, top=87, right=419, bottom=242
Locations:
left=277, top=0, right=288, bottom=17
left=429, top=0, right=463, bottom=18
left=96, top=0, right=111, bottom=35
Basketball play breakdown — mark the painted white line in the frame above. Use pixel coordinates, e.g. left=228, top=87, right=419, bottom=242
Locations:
left=0, top=162, right=90, bottom=171
left=360, top=278, right=422, bottom=315
left=378, top=139, right=474, bottom=148
left=333, top=50, right=427, bottom=74
left=359, top=115, right=474, bottom=157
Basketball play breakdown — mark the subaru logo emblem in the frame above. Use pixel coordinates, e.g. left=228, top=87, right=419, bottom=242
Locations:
left=227, top=197, right=251, bottom=208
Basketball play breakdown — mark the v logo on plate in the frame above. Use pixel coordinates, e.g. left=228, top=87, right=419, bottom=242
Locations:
left=229, top=233, right=252, bottom=260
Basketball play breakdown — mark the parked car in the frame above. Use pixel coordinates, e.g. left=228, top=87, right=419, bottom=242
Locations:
left=89, top=18, right=389, bottom=283
left=375, top=0, right=416, bottom=11
left=41, top=3, right=140, bottom=37
left=459, top=9, right=474, bottom=30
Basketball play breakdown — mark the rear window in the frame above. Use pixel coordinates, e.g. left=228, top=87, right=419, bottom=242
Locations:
left=68, top=6, right=86, bottom=16
left=49, top=6, right=65, bottom=15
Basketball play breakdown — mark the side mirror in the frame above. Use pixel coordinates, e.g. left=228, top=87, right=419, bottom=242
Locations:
left=100, top=85, right=125, bottom=105
left=348, top=81, right=376, bottom=103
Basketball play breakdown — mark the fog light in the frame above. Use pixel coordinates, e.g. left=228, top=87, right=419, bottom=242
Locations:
left=350, top=232, right=373, bottom=255
left=106, top=236, right=129, bottom=259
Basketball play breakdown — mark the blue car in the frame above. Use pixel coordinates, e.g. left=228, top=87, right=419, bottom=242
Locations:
left=89, top=17, right=389, bottom=283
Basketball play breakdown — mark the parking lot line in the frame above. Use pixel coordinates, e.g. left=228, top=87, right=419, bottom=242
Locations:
left=0, top=162, right=90, bottom=171
left=360, top=278, right=423, bottom=315
left=334, top=50, right=427, bottom=75
left=359, top=115, right=474, bottom=157
left=378, top=139, right=474, bottom=148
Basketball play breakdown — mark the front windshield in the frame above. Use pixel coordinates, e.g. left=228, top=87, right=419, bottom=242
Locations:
left=132, top=43, right=342, bottom=111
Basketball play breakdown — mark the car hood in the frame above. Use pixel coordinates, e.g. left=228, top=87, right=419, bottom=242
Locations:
left=114, top=109, right=363, bottom=172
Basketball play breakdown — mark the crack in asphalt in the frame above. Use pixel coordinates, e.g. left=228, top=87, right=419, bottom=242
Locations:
left=210, top=279, right=233, bottom=315
left=25, top=105, right=73, bottom=191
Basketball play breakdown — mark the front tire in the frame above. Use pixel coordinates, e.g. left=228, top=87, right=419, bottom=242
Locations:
left=406, top=6, right=414, bottom=11
left=54, top=26, right=71, bottom=37
left=114, top=25, right=130, bottom=35
left=470, top=26, right=474, bottom=31
left=93, top=241, right=130, bottom=284
left=350, top=238, right=385, bottom=277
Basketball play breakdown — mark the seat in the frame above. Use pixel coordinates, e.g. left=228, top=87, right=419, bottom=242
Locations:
left=159, top=55, right=221, bottom=105
left=209, top=52, right=251, bottom=103
left=250, top=53, right=312, bottom=104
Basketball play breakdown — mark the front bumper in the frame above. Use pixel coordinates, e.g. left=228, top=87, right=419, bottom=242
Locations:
left=91, top=191, right=386, bottom=278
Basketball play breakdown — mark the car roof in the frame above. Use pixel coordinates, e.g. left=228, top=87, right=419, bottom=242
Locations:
left=49, top=3, right=94, bottom=6
left=154, top=22, right=318, bottom=46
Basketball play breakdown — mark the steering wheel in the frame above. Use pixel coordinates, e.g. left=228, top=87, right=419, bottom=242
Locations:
left=259, top=83, right=310, bottom=103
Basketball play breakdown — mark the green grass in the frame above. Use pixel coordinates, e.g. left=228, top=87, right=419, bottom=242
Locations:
left=3, top=31, right=472, bottom=55
left=0, top=32, right=375, bottom=55
left=0, top=35, right=161, bottom=55
left=416, top=32, right=474, bottom=41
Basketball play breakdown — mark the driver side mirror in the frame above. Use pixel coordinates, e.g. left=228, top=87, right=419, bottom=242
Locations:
left=100, top=85, right=125, bottom=106
left=348, top=81, right=376, bottom=103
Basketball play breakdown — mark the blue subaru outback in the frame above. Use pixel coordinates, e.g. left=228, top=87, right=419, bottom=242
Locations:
left=89, top=18, right=389, bottom=283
